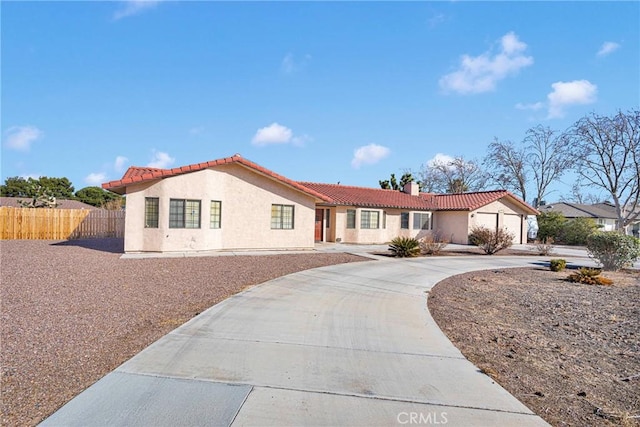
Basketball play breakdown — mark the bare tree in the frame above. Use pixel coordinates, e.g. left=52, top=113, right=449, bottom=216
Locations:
left=559, top=182, right=602, bottom=205
left=524, top=125, right=572, bottom=208
left=483, top=138, right=528, bottom=201
left=419, top=155, right=487, bottom=194
left=566, top=110, right=640, bottom=233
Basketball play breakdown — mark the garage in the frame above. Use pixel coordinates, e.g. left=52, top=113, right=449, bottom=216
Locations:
left=503, top=213, right=523, bottom=244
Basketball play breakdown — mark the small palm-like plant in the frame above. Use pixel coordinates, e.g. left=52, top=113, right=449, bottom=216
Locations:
left=389, top=237, right=421, bottom=258
left=567, top=267, right=613, bottom=286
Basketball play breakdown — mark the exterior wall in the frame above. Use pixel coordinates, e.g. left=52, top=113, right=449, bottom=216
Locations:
left=596, top=218, right=616, bottom=232
left=329, top=206, right=432, bottom=244
left=433, top=211, right=470, bottom=244
left=433, top=198, right=529, bottom=245
left=123, top=164, right=316, bottom=253
left=472, top=199, right=527, bottom=244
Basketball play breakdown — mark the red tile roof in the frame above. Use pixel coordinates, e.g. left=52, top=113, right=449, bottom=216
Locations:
left=299, top=182, right=437, bottom=210
left=429, top=190, right=538, bottom=214
left=102, top=154, right=537, bottom=214
left=102, top=154, right=332, bottom=202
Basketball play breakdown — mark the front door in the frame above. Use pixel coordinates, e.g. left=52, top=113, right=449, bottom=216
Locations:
left=315, top=209, right=323, bottom=242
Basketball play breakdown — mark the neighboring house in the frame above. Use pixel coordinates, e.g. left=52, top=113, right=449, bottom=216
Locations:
left=538, top=202, right=619, bottom=231
left=539, top=201, right=640, bottom=237
left=0, top=197, right=99, bottom=210
left=102, top=154, right=538, bottom=253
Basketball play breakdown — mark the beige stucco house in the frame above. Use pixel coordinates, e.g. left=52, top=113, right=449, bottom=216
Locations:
left=103, top=154, right=538, bottom=253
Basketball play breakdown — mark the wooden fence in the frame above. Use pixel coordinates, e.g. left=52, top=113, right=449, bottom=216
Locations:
left=0, top=207, right=125, bottom=240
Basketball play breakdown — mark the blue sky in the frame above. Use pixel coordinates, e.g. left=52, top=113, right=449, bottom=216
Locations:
left=2, top=1, right=639, bottom=203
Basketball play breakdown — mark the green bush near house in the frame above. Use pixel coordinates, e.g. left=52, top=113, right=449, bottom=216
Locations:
left=586, top=232, right=640, bottom=271
left=537, top=212, right=567, bottom=243
left=549, top=259, right=567, bottom=272
left=389, top=237, right=421, bottom=258
left=559, top=217, right=598, bottom=245
left=537, top=212, right=598, bottom=245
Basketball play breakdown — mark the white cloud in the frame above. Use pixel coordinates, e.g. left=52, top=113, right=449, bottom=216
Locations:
left=3, top=125, right=43, bottom=151
left=597, top=41, right=620, bottom=57
left=427, top=153, right=455, bottom=168
left=147, top=150, right=175, bottom=168
left=280, top=53, right=311, bottom=74
left=252, top=122, right=306, bottom=147
left=515, top=102, right=544, bottom=111
left=439, top=32, right=533, bottom=95
left=85, top=172, right=108, bottom=185
left=547, top=80, right=597, bottom=119
left=113, top=0, right=161, bottom=20
left=114, top=156, right=129, bottom=172
left=351, top=144, right=390, bottom=169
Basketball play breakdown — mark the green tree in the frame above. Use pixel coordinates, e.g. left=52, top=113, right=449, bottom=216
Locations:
left=0, top=176, right=75, bottom=199
left=38, top=177, right=75, bottom=199
left=75, top=186, right=123, bottom=208
left=379, top=172, right=418, bottom=191
left=0, top=177, right=34, bottom=197
left=559, top=217, right=599, bottom=245
left=536, top=211, right=567, bottom=242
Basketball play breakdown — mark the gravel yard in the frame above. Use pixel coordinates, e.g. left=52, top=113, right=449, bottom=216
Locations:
left=429, top=266, right=640, bottom=426
left=0, top=239, right=368, bottom=426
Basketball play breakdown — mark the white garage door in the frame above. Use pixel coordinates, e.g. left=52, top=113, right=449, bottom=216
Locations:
left=475, top=213, right=498, bottom=230
left=504, top=213, right=522, bottom=244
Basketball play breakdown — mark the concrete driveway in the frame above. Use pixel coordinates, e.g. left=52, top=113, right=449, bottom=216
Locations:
left=42, top=255, right=558, bottom=426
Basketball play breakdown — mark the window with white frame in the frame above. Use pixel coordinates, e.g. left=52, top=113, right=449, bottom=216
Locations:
left=169, top=199, right=201, bottom=229
left=413, top=212, right=431, bottom=230
left=361, top=210, right=380, bottom=229
left=271, top=204, right=294, bottom=229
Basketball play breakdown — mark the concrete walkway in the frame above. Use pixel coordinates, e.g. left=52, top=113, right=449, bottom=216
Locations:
left=40, top=253, right=579, bottom=427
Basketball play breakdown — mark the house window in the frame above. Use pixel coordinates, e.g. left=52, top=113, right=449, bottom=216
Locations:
left=210, top=200, right=221, bottom=229
left=169, top=199, right=201, bottom=228
left=325, top=209, right=330, bottom=228
left=346, top=209, right=356, bottom=229
left=413, top=212, right=431, bottom=230
left=401, top=212, right=409, bottom=229
left=383, top=211, right=387, bottom=229
left=361, top=210, right=380, bottom=229
left=271, top=204, right=294, bottom=229
left=145, top=197, right=159, bottom=228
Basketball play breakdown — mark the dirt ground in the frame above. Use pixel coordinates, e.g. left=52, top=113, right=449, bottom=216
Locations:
left=0, top=239, right=367, bottom=426
left=428, top=265, right=640, bottom=427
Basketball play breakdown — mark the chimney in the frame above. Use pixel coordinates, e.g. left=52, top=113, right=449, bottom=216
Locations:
left=403, top=181, right=419, bottom=196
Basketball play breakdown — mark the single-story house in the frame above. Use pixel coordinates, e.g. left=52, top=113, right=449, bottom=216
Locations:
left=539, top=201, right=639, bottom=237
left=102, top=154, right=538, bottom=253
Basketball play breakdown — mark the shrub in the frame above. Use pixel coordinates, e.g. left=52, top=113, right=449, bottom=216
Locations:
left=559, top=217, right=598, bottom=245
left=535, top=237, right=555, bottom=255
left=537, top=212, right=567, bottom=243
left=586, top=232, right=640, bottom=271
left=468, top=226, right=514, bottom=255
left=549, top=259, right=566, bottom=272
left=389, top=236, right=421, bottom=258
left=419, top=231, right=449, bottom=255
left=567, top=267, right=614, bottom=286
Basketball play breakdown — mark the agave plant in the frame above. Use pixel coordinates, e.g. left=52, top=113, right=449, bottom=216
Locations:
left=389, top=237, right=421, bottom=258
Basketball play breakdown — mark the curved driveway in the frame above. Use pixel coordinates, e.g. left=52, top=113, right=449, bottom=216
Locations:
left=42, top=254, right=560, bottom=426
